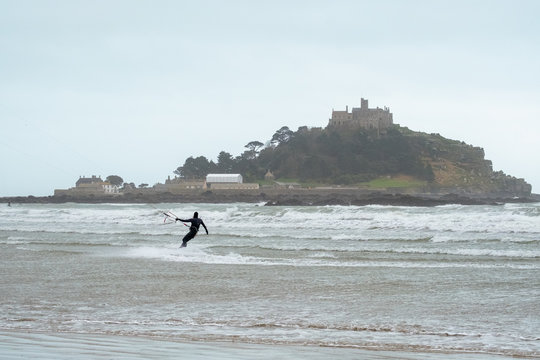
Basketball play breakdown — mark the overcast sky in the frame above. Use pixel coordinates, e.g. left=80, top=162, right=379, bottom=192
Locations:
left=1, top=0, right=539, bottom=196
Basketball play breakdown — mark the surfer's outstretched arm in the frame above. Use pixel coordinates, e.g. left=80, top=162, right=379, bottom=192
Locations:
left=201, top=221, right=208, bottom=234
left=176, top=218, right=189, bottom=223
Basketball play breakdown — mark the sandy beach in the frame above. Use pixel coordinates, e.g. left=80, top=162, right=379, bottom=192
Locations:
left=0, top=331, right=524, bottom=360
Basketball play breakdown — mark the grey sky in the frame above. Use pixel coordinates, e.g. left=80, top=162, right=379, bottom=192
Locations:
left=1, top=0, right=539, bottom=196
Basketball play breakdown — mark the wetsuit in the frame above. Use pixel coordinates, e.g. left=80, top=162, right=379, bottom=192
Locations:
left=177, top=217, right=208, bottom=247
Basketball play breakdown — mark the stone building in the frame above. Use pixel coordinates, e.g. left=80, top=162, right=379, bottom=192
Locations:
left=205, top=174, right=259, bottom=190
left=328, top=98, right=393, bottom=130
left=154, top=174, right=259, bottom=192
left=264, top=170, right=275, bottom=181
left=54, top=175, right=119, bottom=196
left=158, top=176, right=206, bottom=191
left=75, top=175, right=103, bottom=187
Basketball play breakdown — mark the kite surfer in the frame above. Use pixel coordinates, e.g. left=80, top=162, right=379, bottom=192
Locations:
left=176, top=212, right=208, bottom=248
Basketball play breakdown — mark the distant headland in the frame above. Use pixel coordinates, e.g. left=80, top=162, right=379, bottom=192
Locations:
left=2, top=98, right=536, bottom=206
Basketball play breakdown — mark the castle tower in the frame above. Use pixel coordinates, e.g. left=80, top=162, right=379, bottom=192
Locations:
left=361, top=98, right=368, bottom=110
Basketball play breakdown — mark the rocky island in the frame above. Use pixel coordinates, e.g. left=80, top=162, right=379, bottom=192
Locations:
left=3, top=98, right=536, bottom=206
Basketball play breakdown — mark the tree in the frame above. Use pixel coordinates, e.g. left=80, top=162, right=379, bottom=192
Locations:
left=122, top=182, right=135, bottom=189
left=175, top=156, right=213, bottom=179
left=217, top=151, right=236, bottom=173
left=139, top=183, right=149, bottom=188
left=124, top=182, right=136, bottom=189
left=245, top=140, right=264, bottom=152
left=243, top=141, right=264, bottom=160
left=106, top=175, right=123, bottom=186
left=270, top=126, right=294, bottom=147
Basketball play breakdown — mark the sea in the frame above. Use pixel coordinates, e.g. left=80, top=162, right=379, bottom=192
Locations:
left=1, top=202, right=539, bottom=359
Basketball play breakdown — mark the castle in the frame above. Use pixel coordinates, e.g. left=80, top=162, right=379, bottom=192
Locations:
left=328, top=98, right=393, bottom=130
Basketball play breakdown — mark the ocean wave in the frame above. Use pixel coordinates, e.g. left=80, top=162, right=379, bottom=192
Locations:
left=3, top=202, right=540, bottom=242
left=119, top=245, right=539, bottom=269
left=0, top=227, right=182, bottom=238
left=15, top=247, right=84, bottom=255
left=428, top=234, right=540, bottom=243
left=385, top=247, right=540, bottom=258
left=205, top=240, right=540, bottom=258
left=66, top=318, right=539, bottom=357
left=3, top=236, right=151, bottom=248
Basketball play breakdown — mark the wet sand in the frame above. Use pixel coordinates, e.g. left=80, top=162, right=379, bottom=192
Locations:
left=0, top=331, right=523, bottom=360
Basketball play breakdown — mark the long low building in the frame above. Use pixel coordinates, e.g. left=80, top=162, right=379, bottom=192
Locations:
left=206, top=174, right=243, bottom=183
left=206, top=173, right=259, bottom=190
left=209, top=183, right=259, bottom=190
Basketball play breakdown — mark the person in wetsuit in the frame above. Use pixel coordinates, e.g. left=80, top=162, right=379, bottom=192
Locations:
left=176, top=211, right=208, bottom=247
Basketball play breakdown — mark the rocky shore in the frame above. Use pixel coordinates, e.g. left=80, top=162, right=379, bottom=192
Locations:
left=2, top=189, right=539, bottom=207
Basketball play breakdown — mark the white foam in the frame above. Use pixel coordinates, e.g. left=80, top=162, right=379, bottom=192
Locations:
left=3, top=202, right=539, bottom=240
left=120, top=245, right=539, bottom=269
left=3, top=202, right=540, bottom=262
left=123, top=246, right=270, bottom=265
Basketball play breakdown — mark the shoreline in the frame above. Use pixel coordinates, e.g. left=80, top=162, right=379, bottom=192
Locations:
left=0, top=330, right=525, bottom=360
left=1, top=190, right=539, bottom=207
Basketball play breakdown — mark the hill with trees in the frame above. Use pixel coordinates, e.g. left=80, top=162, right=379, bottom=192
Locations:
left=174, top=124, right=531, bottom=197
